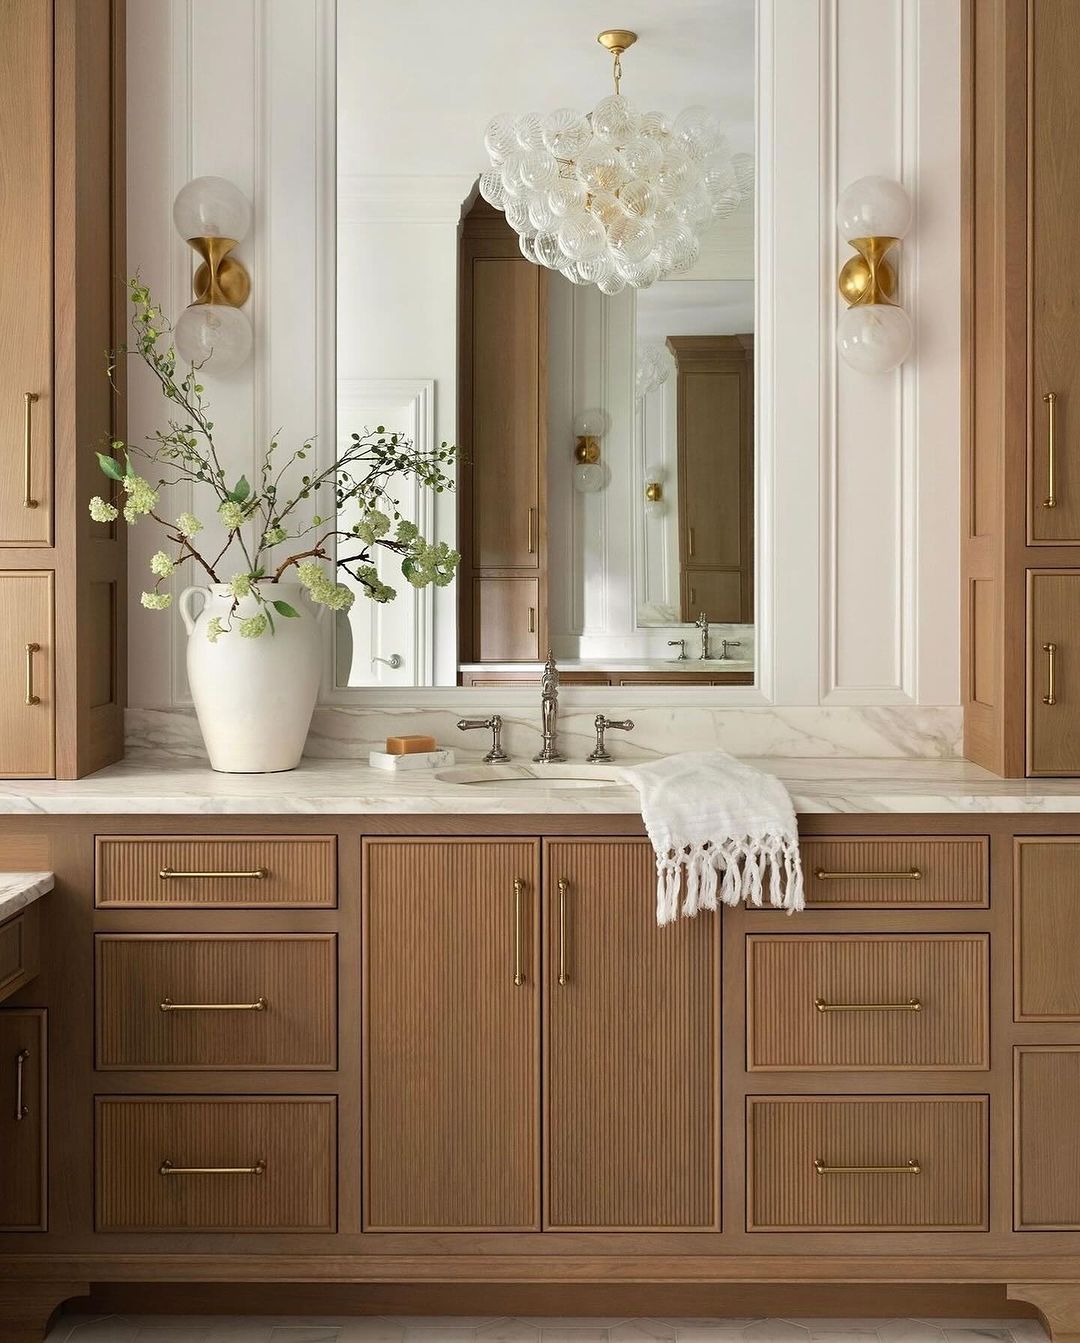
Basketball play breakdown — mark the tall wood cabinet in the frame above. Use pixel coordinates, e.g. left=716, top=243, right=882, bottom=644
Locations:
left=0, top=0, right=126, bottom=778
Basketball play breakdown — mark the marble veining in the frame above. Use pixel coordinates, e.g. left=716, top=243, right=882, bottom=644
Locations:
left=0, top=871, right=53, bottom=921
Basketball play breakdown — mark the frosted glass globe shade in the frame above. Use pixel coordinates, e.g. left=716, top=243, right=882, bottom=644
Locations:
left=836, top=303, right=912, bottom=374
left=175, top=304, right=253, bottom=376
left=173, top=177, right=252, bottom=242
left=836, top=175, right=911, bottom=241
left=572, top=462, right=605, bottom=494
left=573, top=408, right=610, bottom=438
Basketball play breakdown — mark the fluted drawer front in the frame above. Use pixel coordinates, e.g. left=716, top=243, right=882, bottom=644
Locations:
left=798, top=838, right=988, bottom=907
left=96, top=935, right=337, bottom=1070
left=747, top=934, right=989, bottom=1071
left=748, top=1095, right=988, bottom=1232
left=95, top=1096, right=336, bottom=1232
left=95, top=835, right=336, bottom=907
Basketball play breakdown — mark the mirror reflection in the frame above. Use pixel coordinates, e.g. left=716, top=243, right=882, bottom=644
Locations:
left=336, top=0, right=755, bottom=686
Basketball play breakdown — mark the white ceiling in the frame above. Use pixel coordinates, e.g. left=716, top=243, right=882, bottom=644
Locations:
left=636, top=278, right=754, bottom=341
left=338, top=0, right=756, bottom=179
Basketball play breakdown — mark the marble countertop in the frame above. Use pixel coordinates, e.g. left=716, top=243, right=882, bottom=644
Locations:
left=1, top=754, right=1080, bottom=814
left=459, top=658, right=755, bottom=673
left=0, top=872, right=53, bottom=920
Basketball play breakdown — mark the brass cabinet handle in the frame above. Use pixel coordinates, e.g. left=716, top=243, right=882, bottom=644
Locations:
left=1043, top=642, right=1058, bottom=706
left=14, top=1048, right=29, bottom=1122
left=24, top=643, right=40, bottom=706
left=815, top=1158, right=921, bottom=1176
left=557, top=878, right=569, bottom=986
left=815, top=997, right=922, bottom=1013
left=23, top=392, right=38, bottom=509
left=160, top=1159, right=266, bottom=1177
left=528, top=606, right=536, bottom=635
left=689, top=586, right=696, bottom=606
left=1044, top=391, right=1058, bottom=508
left=688, top=526, right=696, bottom=558
left=159, top=866, right=268, bottom=880
left=513, top=878, right=525, bottom=987
left=527, top=506, right=536, bottom=555
left=813, top=866, right=922, bottom=881
left=160, top=996, right=267, bottom=1013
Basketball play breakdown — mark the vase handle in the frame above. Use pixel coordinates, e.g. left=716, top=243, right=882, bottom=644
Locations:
left=178, top=585, right=207, bottom=636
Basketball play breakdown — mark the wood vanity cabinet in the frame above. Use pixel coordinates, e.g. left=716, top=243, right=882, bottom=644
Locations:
left=0, top=1009, right=46, bottom=1232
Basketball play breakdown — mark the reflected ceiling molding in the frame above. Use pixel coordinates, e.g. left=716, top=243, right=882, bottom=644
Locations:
left=337, top=174, right=477, bottom=224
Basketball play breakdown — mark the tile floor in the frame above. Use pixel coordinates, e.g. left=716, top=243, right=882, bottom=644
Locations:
left=44, top=1319, right=1051, bottom=1343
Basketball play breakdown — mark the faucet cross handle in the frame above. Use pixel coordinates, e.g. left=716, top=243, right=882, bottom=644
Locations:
left=457, top=714, right=508, bottom=763
left=587, top=714, right=635, bottom=764
left=720, top=638, right=743, bottom=661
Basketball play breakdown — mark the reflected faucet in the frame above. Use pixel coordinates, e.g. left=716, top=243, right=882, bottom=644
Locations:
left=696, top=612, right=710, bottom=660
left=534, top=650, right=564, bottom=763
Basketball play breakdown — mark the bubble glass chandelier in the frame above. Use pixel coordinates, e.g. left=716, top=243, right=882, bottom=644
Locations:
left=479, top=29, right=752, bottom=294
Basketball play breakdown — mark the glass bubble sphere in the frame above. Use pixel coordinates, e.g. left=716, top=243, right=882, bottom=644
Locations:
left=573, top=462, right=605, bottom=494
left=484, top=115, right=518, bottom=164
left=542, top=108, right=591, bottom=160
left=620, top=136, right=663, bottom=180
left=557, top=212, right=607, bottom=263
left=836, top=175, right=912, bottom=241
left=574, top=408, right=610, bottom=438
left=591, top=94, right=639, bottom=148
left=520, top=150, right=559, bottom=193
left=638, top=110, right=671, bottom=141
left=619, top=179, right=659, bottom=219
left=479, top=171, right=507, bottom=209
left=575, top=144, right=626, bottom=194
left=732, top=152, right=756, bottom=199
left=534, top=232, right=564, bottom=269
left=836, top=302, right=913, bottom=373
left=598, top=272, right=627, bottom=296
left=175, top=304, right=252, bottom=376
left=548, top=179, right=588, bottom=217
left=173, top=177, right=251, bottom=242
left=514, top=113, right=546, bottom=150
left=576, top=254, right=615, bottom=284
left=672, top=106, right=723, bottom=159
left=528, top=195, right=558, bottom=232
left=608, top=214, right=655, bottom=265
left=519, top=234, right=539, bottom=264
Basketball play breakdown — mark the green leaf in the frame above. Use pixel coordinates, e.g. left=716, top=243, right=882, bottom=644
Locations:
left=228, top=475, right=251, bottom=503
left=272, top=600, right=300, bottom=619
left=96, top=451, right=125, bottom=483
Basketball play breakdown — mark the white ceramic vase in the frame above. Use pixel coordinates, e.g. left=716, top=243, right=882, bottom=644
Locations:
left=178, top=581, right=322, bottom=773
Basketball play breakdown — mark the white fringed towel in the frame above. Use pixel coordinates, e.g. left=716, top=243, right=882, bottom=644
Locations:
left=621, top=750, right=805, bottom=924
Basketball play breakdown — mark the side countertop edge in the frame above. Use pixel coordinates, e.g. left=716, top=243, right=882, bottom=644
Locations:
left=0, top=872, right=54, bottom=919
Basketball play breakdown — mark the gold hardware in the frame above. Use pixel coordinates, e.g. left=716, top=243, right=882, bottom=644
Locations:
left=513, top=878, right=525, bottom=987
left=1043, top=641, right=1058, bottom=706
left=14, top=1048, right=29, bottom=1122
left=528, top=606, right=536, bottom=635
left=187, top=235, right=251, bottom=308
left=815, top=997, right=922, bottom=1013
left=814, top=1158, right=921, bottom=1176
left=838, top=236, right=901, bottom=308
left=644, top=481, right=663, bottom=503
left=527, top=506, right=536, bottom=554
left=24, top=643, right=40, bottom=706
left=160, top=996, right=268, bottom=1013
left=159, top=866, right=268, bottom=880
left=688, top=527, right=696, bottom=558
left=597, top=29, right=638, bottom=95
left=558, top=878, right=569, bottom=986
left=160, top=1159, right=266, bottom=1177
left=689, top=586, right=696, bottom=606
left=813, top=866, right=922, bottom=881
left=1044, top=392, right=1058, bottom=508
left=574, top=436, right=601, bottom=465
left=22, top=393, right=38, bottom=509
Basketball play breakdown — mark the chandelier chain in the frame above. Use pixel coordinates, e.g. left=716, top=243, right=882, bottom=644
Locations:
left=612, top=49, right=623, bottom=95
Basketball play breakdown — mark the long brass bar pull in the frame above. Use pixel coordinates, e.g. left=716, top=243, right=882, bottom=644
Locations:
left=813, top=866, right=921, bottom=881
left=160, top=1159, right=266, bottom=1177
left=527, top=507, right=536, bottom=555
left=14, top=1048, right=29, bottom=1121
left=557, top=878, right=569, bottom=986
left=1044, top=392, right=1058, bottom=508
left=1043, top=642, right=1058, bottom=706
left=23, top=392, right=38, bottom=509
left=513, top=878, right=525, bottom=987
left=688, top=526, right=696, bottom=558
left=815, top=997, right=922, bottom=1013
left=24, top=643, right=40, bottom=706
left=160, top=997, right=267, bottom=1013
left=159, top=866, right=268, bottom=880
left=815, top=1158, right=921, bottom=1176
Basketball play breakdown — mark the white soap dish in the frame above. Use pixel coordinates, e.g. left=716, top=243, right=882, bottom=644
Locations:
left=369, top=748, right=455, bottom=771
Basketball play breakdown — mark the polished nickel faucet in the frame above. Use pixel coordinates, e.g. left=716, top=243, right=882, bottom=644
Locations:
left=457, top=714, right=508, bottom=763
left=534, top=650, right=564, bottom=763
left=696, top=611, right=710, bottom=660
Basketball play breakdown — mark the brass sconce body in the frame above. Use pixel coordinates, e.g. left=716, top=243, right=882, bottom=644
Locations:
left=188, top=235, right=251, bottom=308
left=644, top=481, right=663, bottom=503
left=574, top=436, right=601, bottom=465
left=838, top=236, right=900, bottom=307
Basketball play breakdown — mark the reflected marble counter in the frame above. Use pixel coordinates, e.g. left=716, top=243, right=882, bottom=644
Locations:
left=0, top=754, right=1079, bottom=814
left=0, top=872, right=54, bottom=919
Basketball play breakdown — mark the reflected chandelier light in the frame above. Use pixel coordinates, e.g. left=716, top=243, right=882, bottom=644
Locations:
left=479, top=29, right=753, bottom=294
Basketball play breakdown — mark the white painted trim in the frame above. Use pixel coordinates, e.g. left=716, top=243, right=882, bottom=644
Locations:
left=337, top=174, right=475, bottom=223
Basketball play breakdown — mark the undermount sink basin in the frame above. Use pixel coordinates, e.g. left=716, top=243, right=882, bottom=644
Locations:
left=436, top=763, right=630, bottom=790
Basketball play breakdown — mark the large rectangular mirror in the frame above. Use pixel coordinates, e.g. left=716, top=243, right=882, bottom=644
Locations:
left=336, top=0, right=755, bottom=687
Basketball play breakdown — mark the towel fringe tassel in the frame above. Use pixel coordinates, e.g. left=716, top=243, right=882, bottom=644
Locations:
left=654, top=832, right=805, bottom=925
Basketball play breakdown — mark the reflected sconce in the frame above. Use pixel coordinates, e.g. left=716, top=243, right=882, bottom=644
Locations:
left=172, top=176, right=253, bottom=377
left=573, top=408, right=609, bottom=493
left=644, top=468, right=666, bottom=517
left=835, top=175, right=913, bottom=374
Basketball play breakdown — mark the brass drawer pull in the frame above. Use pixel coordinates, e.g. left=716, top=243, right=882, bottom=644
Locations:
left=24, top=643, right=40, bottom=706
left=815, top=997, right=922, bottom=1013
left=815, top=1158, right=921, bottom=1176
left=160, top=996, right=268, bottom=1013
left=513, top=878, right=525, bottom=987
left=23, top=392, right=38, bottom=509
left=557, top=877, right=569, bottom=986
left=1043, top=642, right=1058, bottom=706
left=528, top=606, right=536, bottom=635
left=813, top=866, right=922, bottom=881
left=160, top=1159, right=266, bottom=1177
left=688, top=526, right=696, bottom=558
left=527, top=506, right=536, bottom=555
left=1044, top=391, right=1058, bottom=508
left=14, top=1048, right=29, bottom=1121
left=159, top=866, right=268, bottom=880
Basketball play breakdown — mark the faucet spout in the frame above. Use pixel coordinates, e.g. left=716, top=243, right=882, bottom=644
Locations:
left=533, top=649, right=564, bottom=763
left=696, top=611, right=710, bottom=660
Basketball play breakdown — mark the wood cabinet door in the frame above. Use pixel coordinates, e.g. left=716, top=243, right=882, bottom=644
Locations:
left=0, top=1009, right=46, bottom=1230
left=0, top=0, right=51, bottom=545
left=363, top=838, right=541, bottom=1230
left=1015, top=839, right=1080, bottom=1019
left=1016, top=1047, right=1080, bottom=1228
left=682, top=569, right=745, bottom=624
left=474, top=577, right=540, bottom=661
left=1028, top=571, right=1080, bottom=774
left=544, top=839, right=720, bottom=1230
left=1030, top=1, right=1080, bottom=541
left=0, top=572, right=53, bottom=777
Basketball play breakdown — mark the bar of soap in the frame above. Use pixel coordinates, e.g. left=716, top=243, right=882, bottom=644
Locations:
left=385, top=734, right=438, bottom=755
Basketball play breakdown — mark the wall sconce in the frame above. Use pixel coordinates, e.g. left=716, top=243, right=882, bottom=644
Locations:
left=644, top=469, right=666, bottom=517
left=172, top=176, right=253, bottom=376
left=573, top=408, right=609, bottom=493
left=835, top=175, right=912, bottom=374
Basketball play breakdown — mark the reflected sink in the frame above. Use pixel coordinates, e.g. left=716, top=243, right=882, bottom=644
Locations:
left=436, top=763, right=630, bottom=790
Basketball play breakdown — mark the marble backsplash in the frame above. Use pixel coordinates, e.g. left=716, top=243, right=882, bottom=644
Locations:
left=126, top=703, right=964, bottom=764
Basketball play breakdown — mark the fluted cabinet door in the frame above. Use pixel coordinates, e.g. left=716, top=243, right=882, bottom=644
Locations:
left=0, top=572, right=53, bottom=777
left=363, top=838, right=541, bottom=1230
left=544, top=839, right=721, bottom=1230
